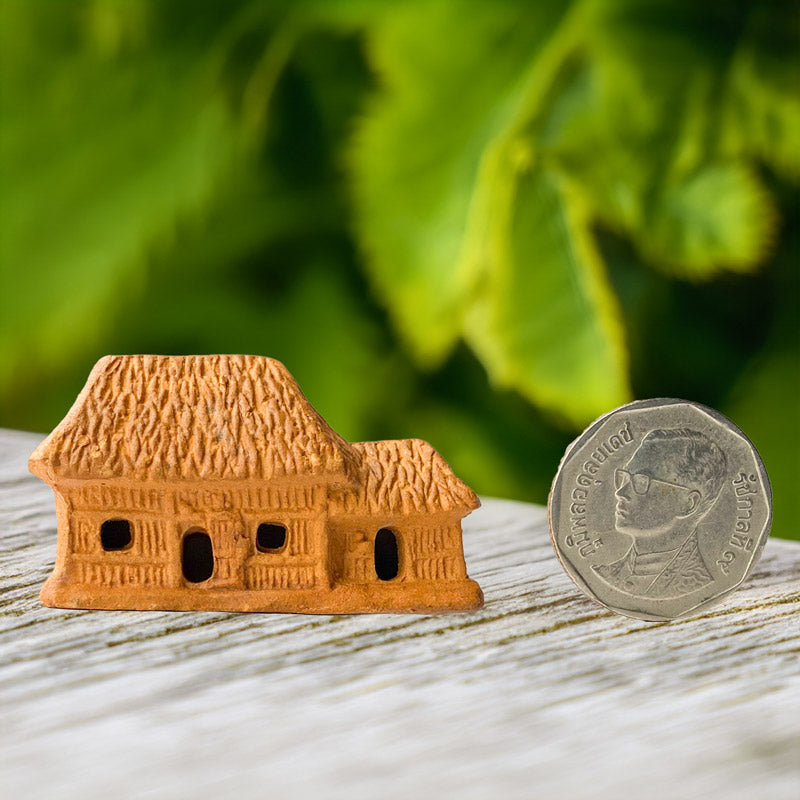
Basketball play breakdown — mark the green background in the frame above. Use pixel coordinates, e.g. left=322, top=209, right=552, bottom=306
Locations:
left=1, top=1, right=797, bottom=539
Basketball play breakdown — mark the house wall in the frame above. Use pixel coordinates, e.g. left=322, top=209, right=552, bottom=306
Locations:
left=327, top=513, right=469, bottom=584
left=54, top=480, right=329, bottom=592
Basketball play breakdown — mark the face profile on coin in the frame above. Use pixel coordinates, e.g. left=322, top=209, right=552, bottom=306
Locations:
left=548, top=399, right=772, bottom=621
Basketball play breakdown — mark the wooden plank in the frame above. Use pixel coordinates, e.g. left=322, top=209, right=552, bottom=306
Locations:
left=1, top=428, right=799, bottom=799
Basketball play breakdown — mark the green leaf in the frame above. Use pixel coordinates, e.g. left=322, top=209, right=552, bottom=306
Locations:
left=540, top=4, right=786, bottom=281
left=466, top=162, right=630, bottom=425
left=351, top=0, right=572, bottom=365
left=718, top=3, right=800, bottom=180
left=722, top=50, right=800, bottom=180
left=639, top=162, right=777, bottom=279
left=535, top=57, right=655, bottom=235
left=0, top=2, right=264, bottom=397
left=351, top=1, right=636, bottom=425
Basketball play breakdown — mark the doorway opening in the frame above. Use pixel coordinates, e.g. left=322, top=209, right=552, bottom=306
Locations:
left=182, top=531, right=214, bottom=583
left=374, top=528, right=399, bottom=581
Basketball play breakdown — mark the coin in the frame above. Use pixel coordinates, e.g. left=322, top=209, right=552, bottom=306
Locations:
left=548, top=399, right=772, bottom=621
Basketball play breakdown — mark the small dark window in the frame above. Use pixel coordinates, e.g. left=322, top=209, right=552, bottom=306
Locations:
left=257, top=523, right=287, bottom=552
left=374, top=528, right=399, bottom=581
left=100, top=519, right=132, bottom=551
left=182, top=531, right=214, bottom=583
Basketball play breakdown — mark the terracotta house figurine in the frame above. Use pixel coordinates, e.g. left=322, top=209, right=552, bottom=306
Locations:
left=30, top=355, right=483, bottom=613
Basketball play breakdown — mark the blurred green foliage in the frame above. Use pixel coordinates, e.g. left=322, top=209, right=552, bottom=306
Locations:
left=0, top=0, right=797, bottom=538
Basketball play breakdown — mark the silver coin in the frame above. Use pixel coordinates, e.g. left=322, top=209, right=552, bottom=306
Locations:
left=548, top=398, right=772, bottom=621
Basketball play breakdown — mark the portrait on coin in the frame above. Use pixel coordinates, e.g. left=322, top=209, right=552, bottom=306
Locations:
left=592, top=428, right=727, bottom=599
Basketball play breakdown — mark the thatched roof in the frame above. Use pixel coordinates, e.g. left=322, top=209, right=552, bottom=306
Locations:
left=330, top=439, right=480, bottom=516
left=29, top=355, right=361, bottom=484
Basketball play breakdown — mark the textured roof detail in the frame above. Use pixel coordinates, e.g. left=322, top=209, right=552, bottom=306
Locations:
left=29, top=355, right=361, bottom=483
left=331, top=439, right=480, bottom=515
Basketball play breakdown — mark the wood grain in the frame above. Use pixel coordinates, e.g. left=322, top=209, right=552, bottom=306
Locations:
left=2, top=429, right=799, bottom=800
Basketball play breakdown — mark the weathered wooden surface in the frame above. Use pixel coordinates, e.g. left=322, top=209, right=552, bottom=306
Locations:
left=2, top=428, right=799, bottom=800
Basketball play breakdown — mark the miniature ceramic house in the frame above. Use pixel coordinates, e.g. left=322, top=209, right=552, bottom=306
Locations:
left=30, top=355, right=482, bottom=613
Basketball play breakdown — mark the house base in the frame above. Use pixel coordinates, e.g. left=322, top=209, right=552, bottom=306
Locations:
left=40, top=575, right=484, bottom=614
